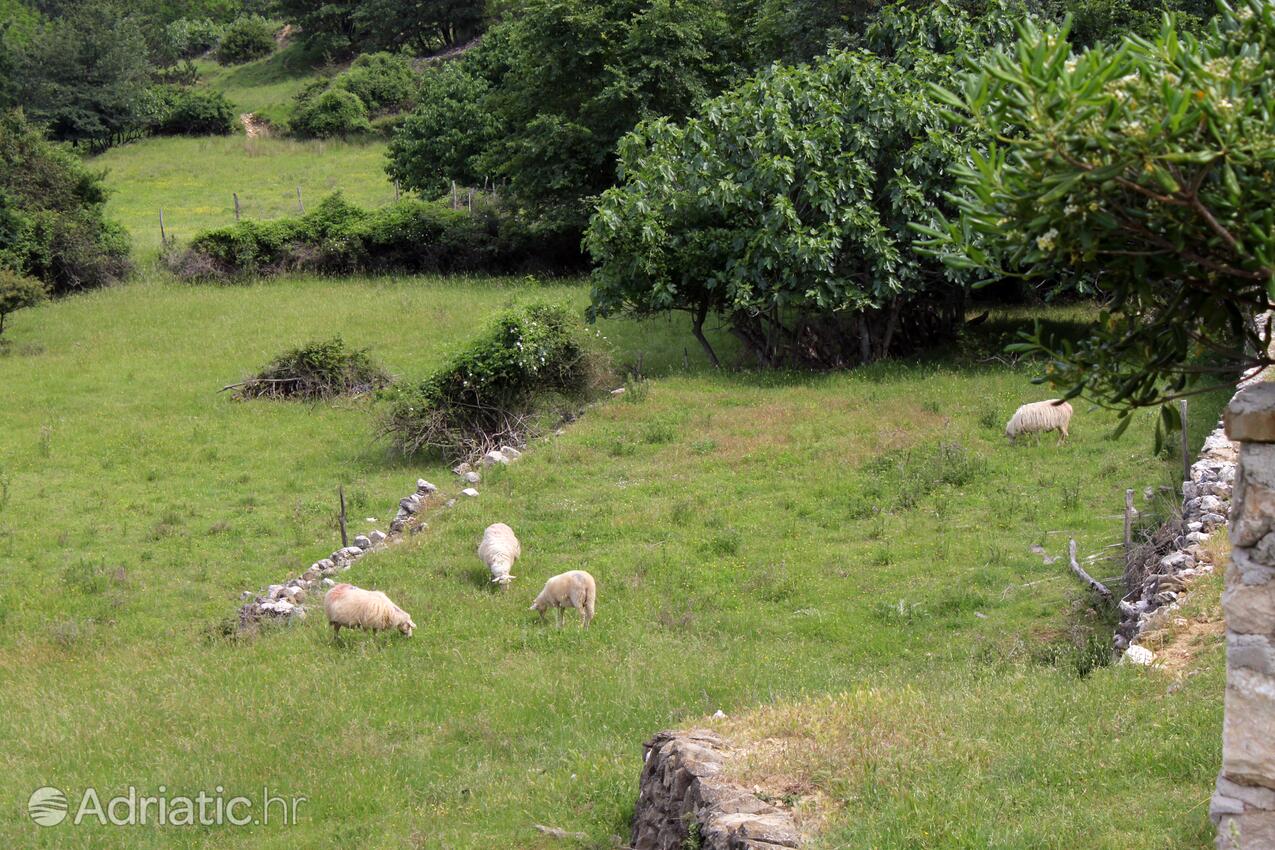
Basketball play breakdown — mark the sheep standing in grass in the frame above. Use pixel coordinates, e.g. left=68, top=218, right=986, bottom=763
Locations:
left=324, top=583, right=416, bottom=637
left=478, top=522, right=521, bottom=590
left=1005, top=399, right=1073, bottom=444
left=530, top=570, right=596, bottom=628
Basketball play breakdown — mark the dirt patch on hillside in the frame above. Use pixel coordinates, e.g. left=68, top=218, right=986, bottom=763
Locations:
left=240, top=113, right=268, bottom=139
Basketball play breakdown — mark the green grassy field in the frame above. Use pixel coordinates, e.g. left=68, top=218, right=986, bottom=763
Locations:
left=93, top=136, right=393, bottom=255
left=0, top=266, right=1227, bottom=847
left=195, top=44, right=330, bottom=126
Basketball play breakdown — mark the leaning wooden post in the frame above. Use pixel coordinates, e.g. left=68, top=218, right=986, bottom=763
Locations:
left=1123, top=488, right=1135, bottom=567
left=233, top=192, right=241, bottom=222
left=296, top=186, right=304, bottom=214
left=159, top=208, right=167, bottom=244
left=1068, top=538, right=1112, bottom=601
left=1179, top=398, right=1190, bottom=484
left=338, top=485, right=348, bottom=548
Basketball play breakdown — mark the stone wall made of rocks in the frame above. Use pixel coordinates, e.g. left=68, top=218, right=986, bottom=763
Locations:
left=1212, top=382, right=1275, bottom=849
left=235, top=445, right=524, bottom=630
left=632, top=730, right=801, bottom=850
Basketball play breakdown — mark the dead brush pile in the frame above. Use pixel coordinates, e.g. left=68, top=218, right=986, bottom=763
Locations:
left=228, top=336, right=390, bottom=400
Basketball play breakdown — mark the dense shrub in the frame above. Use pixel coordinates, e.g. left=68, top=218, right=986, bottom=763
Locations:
left=0, top=110, right=132, bottom=293
left=290, top=88, right=372, bottom=138
left=163, top=17, right=224, bottom=60
left=172, top=193, right=539, bottom=279
left=333, top=52, right=417, bottom=114
left=231, top=336, right=390, bottom=400
left=149, top=86, right=235, bottom=135
left=216, top=15, right=274, bottom=64
left=0, top=270, right=48, bottom=336
left=387, top=63, right=498, bottom=197
left=380, top=303, right=609, bottom=459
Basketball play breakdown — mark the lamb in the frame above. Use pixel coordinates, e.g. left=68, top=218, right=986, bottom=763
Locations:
left=1005, top=399, right=1073, bottom=444
left=529, top=570, right=596, bottom=628
left=323, top=583, right=415, bottom=637
left=477, top=522, right=521, bottom=590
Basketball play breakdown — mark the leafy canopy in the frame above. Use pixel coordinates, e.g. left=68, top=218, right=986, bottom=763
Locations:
left=918, top=0, right=1275, bottom=418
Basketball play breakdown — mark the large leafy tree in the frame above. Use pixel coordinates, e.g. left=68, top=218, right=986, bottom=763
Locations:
left=277, top=0, right=485, bottom=56
left=584, top=1, right=1012, bottom=368
left=15, top=3, right=153, bottom=149
left=388, top=0, right=749, bottom=238
left=919, top=0, right=1275, bottom=420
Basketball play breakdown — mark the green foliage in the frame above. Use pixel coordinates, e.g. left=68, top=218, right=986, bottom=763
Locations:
left=14, top=4, right=153, bottom=149
left=162, top=16, right=225, bottom=61
left=586, top=3, right=1013, bottom=367
left=0, top=269, right=48, bottom=336
left=276, top=0, right=485, bottom=57
left=332, top=52, right=418, bottom=114
left=290, top=87, right=373, bottom=138
left=390, top=0, right=749, bottom=238
left=386, top=63, right=499, bottom=197
left=217, top=14, right=275, bottom=65
left=148, top=86, right=236, bottom=135
left=0, top=110, right=132, bottom=293
left=380, top=302, right=609, bottom=458
left=919, top=1, right=1275, bottom=412
left=234, top=335, right=390, bottom=400
left=173, top=192, right=537, bottom=279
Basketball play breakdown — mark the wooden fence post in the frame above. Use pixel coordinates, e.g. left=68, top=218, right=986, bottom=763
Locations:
left=233, top=192, right=241, bottom=222
left=394, top=179, right=400, bottom=202
left=1123, top=488, right=1135, bottom=567
left=1180, top=398, right=1190, bottom=483
left=159, top=208, right=167, bottom=244
left=451, top=180, right=458, bottom=209
left=338, top=485, right=348, bottom=548
left=296, top=186, right=304, bottom=214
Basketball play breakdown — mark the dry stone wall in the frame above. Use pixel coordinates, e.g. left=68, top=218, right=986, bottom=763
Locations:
left=1212, top=383, right=1275, bottom=849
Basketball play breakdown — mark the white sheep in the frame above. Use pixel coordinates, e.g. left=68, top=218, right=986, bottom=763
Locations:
left=323, top=583, right=416, bottom=637
left=530, top=570, right=596, bottom=628
left=477, top=522, right=521, bottom=590
left=1005, top=399, right=1073, bottom=444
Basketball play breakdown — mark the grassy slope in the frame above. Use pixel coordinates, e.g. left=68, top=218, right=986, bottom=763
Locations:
left=0, top=274, right=1226, bottom=847
left=195, top=44, right=332, bottom=126
left=94, top=136, right=392, bottom=255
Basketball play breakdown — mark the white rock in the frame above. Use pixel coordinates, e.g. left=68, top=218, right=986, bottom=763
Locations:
left=416, top=479, right=438, bottom=494
left=462, top=487, right=479, bottom=498
left=1186, top=531, right=1210, bottom=544
left=368, top=530, right=387, bottom=545
left=453, top=462, right=472, bottom=475
left=610, top=387, right=626, bottom=395
left=399, top=495, right=422, bottom=514
left=712, top=709, right=727, bottom=719
left=354, top=534, right=372, bottom=550
left=481, top=450, right=510, bottom=467
left=1122, top=644, right=1155, bottom=666
left=464, top=471, right=481, bottom=484
left=322, top=578, right=335, bottom=587
left=500, top=445, right=522, bottom=460
left=267, top=584, right=285, bottom=599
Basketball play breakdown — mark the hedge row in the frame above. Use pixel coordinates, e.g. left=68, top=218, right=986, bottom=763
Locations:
left=169, top=193, right=561, bottom=280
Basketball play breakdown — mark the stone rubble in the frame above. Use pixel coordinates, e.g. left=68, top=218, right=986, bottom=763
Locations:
left=632, top=730, right=801, bottom=850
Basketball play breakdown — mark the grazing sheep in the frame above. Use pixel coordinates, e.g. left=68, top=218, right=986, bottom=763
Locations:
left=478, top=522, right=521, bottom=590
left=530, top=570, right=596, bottom=628
left=323, top=583, right=415, bottom=637
left=1005, top=399, right=1073, bottom=444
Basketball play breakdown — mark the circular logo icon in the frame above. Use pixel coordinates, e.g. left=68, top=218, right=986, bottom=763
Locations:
left=28, top=787, right=68, bottom=827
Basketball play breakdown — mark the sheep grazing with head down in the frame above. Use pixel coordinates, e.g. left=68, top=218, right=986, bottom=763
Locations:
left=530, top=570, right=596, bottom=628
left=323, top=583, right=416, bottom=637
left=478, top=522, right=521, bottom=590
left=1005, top=399, right=1073, bottom=444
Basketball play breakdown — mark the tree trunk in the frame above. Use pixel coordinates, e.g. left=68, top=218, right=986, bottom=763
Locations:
left=857, top=314, right=873, bottom=364
left=690, top=303, right=720, bottom=368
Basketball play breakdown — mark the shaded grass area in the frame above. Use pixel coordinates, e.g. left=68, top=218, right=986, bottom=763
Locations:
left=194, top=44, right=331, bottom=126
left=93, top=136, right=393, bottom=255
left=0, top=280, right=1226, bottom=848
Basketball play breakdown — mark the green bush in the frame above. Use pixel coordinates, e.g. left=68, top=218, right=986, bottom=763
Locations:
left=216, top=15, right=275, bottom=64
left=380, top=303, right=609, bottom=459
left=333, top=52, right=417, bottom=114
left=149, top=86, right=235, bottom=135
left=290, top=88, right=373, bottom=138
left=164, top=17, right=225, bottom=60
left=172, top=192, right=538, bottom=279
left=0, top=110, right=132, bottom=293
left=232, top=336, right=390, bottom=400
left=0, top=269, right=48, bottom=336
